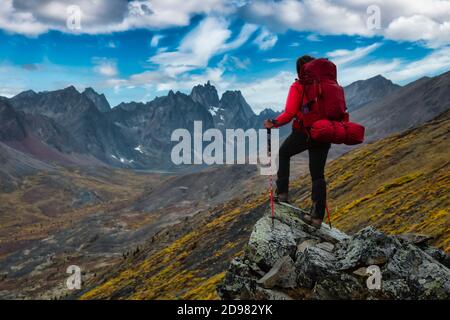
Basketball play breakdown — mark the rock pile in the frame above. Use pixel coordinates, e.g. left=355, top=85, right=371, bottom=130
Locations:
left=217, top=204, right=450, bottom=300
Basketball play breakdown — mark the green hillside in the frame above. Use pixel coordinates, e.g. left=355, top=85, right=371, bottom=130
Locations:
left=80, top=110, right=450, bottom=300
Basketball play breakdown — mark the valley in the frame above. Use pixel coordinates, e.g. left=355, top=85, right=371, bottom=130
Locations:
left=0, top=71, right=448, bottom=299
left=78, top=108, right=450, bottom=300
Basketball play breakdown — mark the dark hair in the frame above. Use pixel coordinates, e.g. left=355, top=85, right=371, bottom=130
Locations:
left=296, top=55, right=315, bottom=75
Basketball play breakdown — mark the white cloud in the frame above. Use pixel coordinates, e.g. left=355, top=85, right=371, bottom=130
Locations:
left=116, top=67, right=228, bottom=94
left=326, top=42, right=450, bottom=85
left=264, top=58, right=291, bottom=63
left=93, top=58, right=118, bottom=77
left=0, top=61, right=109, bottom=97
left=337, top=60, right=403, bottom=85
left=2, top=0, right=449, bottom=49
left=221, top=23, right=259, bottom=51
left=327, top=43, right=382, bottom=66
left=233, top=71, right=296, bottom=112
left=219, top=54, right=251, bottom=71
left=241, top=0, right=371, bottom=36
left=0, top=0, right=49, bottom=36
left=150, top=34, right=164, bottom=47
left=148, top=17, right=230, bottom=76
left=253, top=28, right=278, bottom=50
left=106, top=41, right=118, bottom=48
left=240, top=0, right=450, bottom=47
left=0, top=0, right=235, bottom=36
left=306, top=34, right=322, bottom=42
left=385, top=46, right=450, bottom=82
left=333, top=46, right=450, bottom=85
left=148, top=17, right=256, bottom=77
left=99, top=16, right=258, bottom=97
left=385, top=15, right=450, bottom=48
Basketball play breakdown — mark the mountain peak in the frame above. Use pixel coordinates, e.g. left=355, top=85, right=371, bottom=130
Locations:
left=367, top=74, right=398, bottom=85
left=221, top=90, right=243, bottom=99
left=82, top=87, right=111, bottom=112
left=219, top=89, right=256, bottom=127
left=258, top=108, right=278, bottom=117
left=13, top=89, right=37, bottom=99
left=83, top=87, right=96, bottom=94
left=63, top=85, right=79, bottom=93
left=344, top=75, right=401, bottom=112
left=371, top=74, right=386, bottom=80
left=190, top=81, right=219, bottom=108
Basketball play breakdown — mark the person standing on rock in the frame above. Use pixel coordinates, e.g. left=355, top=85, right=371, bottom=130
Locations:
left=264, top=55, right=331, bottom=229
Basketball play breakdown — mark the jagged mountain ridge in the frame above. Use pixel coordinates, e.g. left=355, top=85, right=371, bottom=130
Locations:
left=3, top=83, right=277, bottom=170
left=2, top=70, right=449, bottom=171
left=190, top=81, right=220, bottom=110
left=82, top=87, right=111, bottom=113
left=7, top=87, right=142, bottom=168
left=0, top=99, right=97, bottom=165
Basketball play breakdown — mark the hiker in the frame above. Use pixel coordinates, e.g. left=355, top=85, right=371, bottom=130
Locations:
left=264, top=55, right=330, bottom=229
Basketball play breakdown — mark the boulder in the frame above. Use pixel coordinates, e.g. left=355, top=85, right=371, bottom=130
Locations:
left=246, top=216, right=297, bottom=271
left=295, top=246, right=338, bottom=288
left=257, top=256, right=296, bottom=289
left=217, top=204, right=450, bottom=300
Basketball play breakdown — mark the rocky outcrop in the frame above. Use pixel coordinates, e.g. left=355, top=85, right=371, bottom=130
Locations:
left=82, top=87, right=111, bottom=113
left=219, top=90, right=256, bottom=129
left=217, top=204, right=450, bottom=300
left=190, top=81, right=220, bottom=109
left=0, top=100, right=26, bottom=141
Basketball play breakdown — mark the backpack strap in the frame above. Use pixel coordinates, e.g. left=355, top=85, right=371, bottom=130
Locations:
left=292, top=81, right=305, bottom=127
left=316, top=81, right=326, bottom=118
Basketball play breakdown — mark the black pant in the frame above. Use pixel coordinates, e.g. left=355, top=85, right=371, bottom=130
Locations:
left=276, top=130, right=330, bottom=219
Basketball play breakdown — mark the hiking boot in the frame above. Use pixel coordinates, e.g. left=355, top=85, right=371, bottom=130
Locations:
left=301, top=203, right=323, bottom=229
left=301, top=214, right=323, bottom=229
left=274, top=191, right=289, bottom=203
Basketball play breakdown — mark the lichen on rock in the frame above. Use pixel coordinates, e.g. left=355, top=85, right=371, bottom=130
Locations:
left=217, top=203, right=450, bottom=300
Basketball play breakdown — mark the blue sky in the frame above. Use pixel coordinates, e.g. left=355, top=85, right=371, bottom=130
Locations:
left=0, top=0, right=449, bottom=112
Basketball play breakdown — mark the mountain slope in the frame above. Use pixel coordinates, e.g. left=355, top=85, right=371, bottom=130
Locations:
left=352, top=70, right=450, bottom=141
left=78, top=108, right=450, bottom=300
left=7, top=87, right=145, bottom=168
left=344, top=75, right=401, bottom=112
left=0, top=99, right=100, bottom=167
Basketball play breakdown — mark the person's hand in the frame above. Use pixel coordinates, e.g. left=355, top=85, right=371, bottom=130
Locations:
left=264, top=119, right=274, bottom=129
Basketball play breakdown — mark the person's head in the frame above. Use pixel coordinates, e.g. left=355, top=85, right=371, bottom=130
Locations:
left=296, top=55, right=315, bottom=76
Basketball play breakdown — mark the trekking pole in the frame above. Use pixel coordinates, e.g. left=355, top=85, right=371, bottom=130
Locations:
left=325, top=204, right=332, bottom=229
left=267, top=128, right=275, bottom=226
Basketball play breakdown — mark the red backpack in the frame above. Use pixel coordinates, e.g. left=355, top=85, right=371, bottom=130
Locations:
left=298, top=58, right=365, bottom=145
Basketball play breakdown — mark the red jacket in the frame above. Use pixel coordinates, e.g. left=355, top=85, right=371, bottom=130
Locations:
left=273, top=80, right=305, bottom=132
